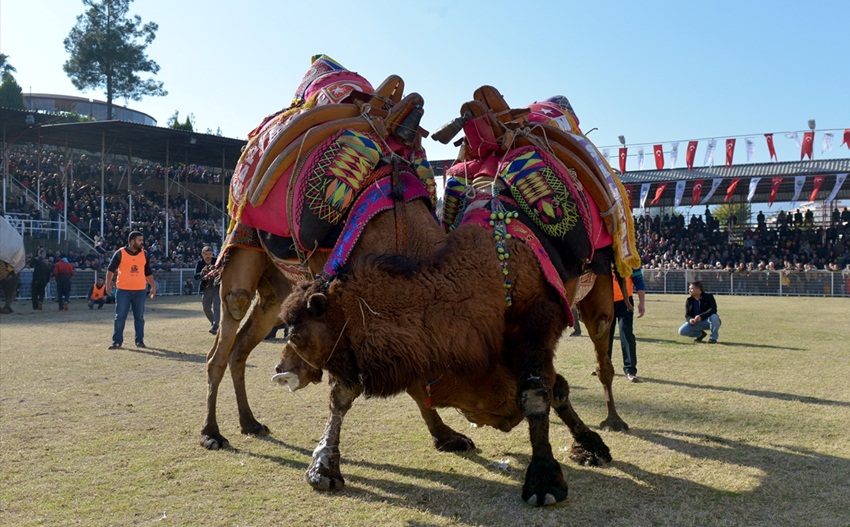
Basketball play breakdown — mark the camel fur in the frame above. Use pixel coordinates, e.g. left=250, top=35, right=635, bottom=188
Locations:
left=275, top=224, right=611, bottom=506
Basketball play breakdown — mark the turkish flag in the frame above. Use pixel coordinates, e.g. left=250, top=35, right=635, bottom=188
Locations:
left=653, top=144, right=664, bottom=170
left=619, top=147, right=627, bottom=173
left=725, top=138, right=736, bottom=168
left=765, top=133, right=777, bottom=161
left=686, top=141, right=698, bottom=170
left=692, top=180, right=705, bottom=205
left=768, top=177, right=783, bottom=207
left=801, top=131, right=814, bottom=160
left=841, top=129, right=850, bottom=150
left=724, top=178, right=742, bottom=202
left=624, top=185, right=634, bottom=208
left=809, top=175, right=826, bottom=201
left=650, top=182, right=668, bottom=206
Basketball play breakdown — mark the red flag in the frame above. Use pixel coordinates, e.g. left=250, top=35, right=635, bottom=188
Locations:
left=765, top=133, right=777, bottom=161
left=768, top=177, right=783, bottom=207
left=685, top=141, right=698, bottom=169
left=653, top=144, right=664, bottom=170
left=724, top=178, right=742, bottom=202
left=841, top=129, right=850, bottom=150
left=692, top=180, right=705, bottom=205
left=618, top=147, right=627, bottom=173
left=809, top=175, right=826, bottom=201
left=624, top=185, right=634, bottom=208
left=801, top=131, right=814, bottom=160
left=725, top=138, right=736, bottom=168
left=650, top=182, right=668, bottom=206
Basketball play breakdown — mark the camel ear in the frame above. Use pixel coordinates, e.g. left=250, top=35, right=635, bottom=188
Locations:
left=306, top=293, right=328, bottom=317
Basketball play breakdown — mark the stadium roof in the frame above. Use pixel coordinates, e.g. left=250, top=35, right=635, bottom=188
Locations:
left=1, top=107, right=246, bottom=169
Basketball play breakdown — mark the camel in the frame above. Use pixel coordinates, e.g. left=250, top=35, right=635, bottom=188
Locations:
left=275, top=223, right=612, bottom=506
left=433, top=88, right=642, bottom=432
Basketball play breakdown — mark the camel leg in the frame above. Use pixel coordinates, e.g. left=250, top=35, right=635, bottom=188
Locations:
left=229, top=267, right=291, bottom=435
left=200, top=248, right=266, bottom=450
left=515, top=301, right=568, bottom=507
left=551, top=374, right=611, bottom=466
left=305, top=377, right=363, bottom=491
left=406, top=385, right=475, bottom=452
left=579, top=274, right=629, bottom=431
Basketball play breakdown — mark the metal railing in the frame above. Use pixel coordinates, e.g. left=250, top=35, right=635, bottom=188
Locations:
left=8, top=268, right=201, bottom=303
left=643, top=268, right=850, bottom=297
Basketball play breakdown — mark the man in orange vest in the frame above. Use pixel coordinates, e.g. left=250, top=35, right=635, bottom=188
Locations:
left=87, top=276, right=107, bottom=310
left=105, top=231, right=156, bottom=349
left=609, top=268, right=647, bottom=383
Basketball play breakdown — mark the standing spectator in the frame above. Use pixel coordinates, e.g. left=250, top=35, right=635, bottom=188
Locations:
left=87, top=276, right=107, bottom=310
left=194, top=245, right=220, bottom=334
left=608, top=268, right=647, bottom=383
left=677, top=281, right=722, bottom=344
left=569, top=306, right=581, bottom=337
left=29, top=254, right=52, bottom=310
left=105, top=231, right=156, bottom=349
left=52, top=257, right=75, bottom=311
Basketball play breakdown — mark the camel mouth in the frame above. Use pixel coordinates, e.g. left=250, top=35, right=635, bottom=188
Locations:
left=271, top=371, right=301, bottom=392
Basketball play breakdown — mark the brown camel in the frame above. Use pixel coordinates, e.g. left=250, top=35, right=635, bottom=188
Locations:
left=275, top=223, right=611, bottom=506
left=434, top=87, right=642, bottom=432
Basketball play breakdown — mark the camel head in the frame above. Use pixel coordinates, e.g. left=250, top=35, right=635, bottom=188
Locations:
left=272, top=278, right=340, bottom=391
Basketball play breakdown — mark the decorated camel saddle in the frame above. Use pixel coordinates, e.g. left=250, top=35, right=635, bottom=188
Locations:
left=434, top=86, right=640, bottom=310
left=220, top=55, right=438, bottom=281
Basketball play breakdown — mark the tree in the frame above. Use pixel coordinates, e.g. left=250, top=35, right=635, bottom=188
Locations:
left=167, top=111, right=195, bottom=132
left=63, top=0, right=166, bottom=120
left=712, top=202, right=751, bottom=235
left=0, top=73, right=26, bottom=110
left=0, top=53, right=17, bottom=76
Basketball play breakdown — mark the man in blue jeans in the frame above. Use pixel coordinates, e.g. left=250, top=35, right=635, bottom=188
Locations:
left=608, top=268, right=647, bottom=383
left=678, top=281, right=721, bottom=344
left=105, top=231, right=156, bottom=349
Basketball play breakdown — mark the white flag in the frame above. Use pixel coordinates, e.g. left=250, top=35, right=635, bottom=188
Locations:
left=639, top=183, right=651, bottom=209
left=705, top=139, right=717, bottom=166
left=791, top=175, right=806, bottom=205
left=745, top=137, right=755, bottom=162
left=822, top=131, right=834, bottom=153
left=637, top=147, right=645, bottom=170
left=674, top=180, right=687, bottom=207
left=747, top=177, right=761, bottom=202
left=825, top=173, right=847, bottom=202
left=700, top=178, right=723, bottom=204
left=602, top=149, right=610, bottom=163
left=786, top=131, right=800, bottom=147
left=670, top=142, right=679, bottom=168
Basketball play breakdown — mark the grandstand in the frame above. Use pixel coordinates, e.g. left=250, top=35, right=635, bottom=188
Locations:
left=2, top=107, right=849, bottom=299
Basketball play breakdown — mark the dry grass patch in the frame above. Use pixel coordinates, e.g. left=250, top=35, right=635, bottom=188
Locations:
left=1, top=294, right=849, bottom=526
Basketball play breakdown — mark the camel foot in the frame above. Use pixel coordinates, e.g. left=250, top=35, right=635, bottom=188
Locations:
left=568, top=430, right=612, bottom=466
left=599, top=416, right=629, bottom=432
left=522, top=456, right=568, bottom=506
left=240, top=421, right=270, bottom=436
left=434, top=432, right=475, bottom=452
left=200, top=432, right=231, bottom=450
left=305, top=448, right=344, bottom=491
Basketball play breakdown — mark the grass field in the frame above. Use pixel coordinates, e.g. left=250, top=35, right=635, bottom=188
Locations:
left=1, top=293, right=849, bottom=527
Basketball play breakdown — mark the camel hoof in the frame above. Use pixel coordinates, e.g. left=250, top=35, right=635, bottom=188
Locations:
left=435, top=434, right=475, bottom=452
left=599, top=417, right=629, bottom=432
left=568, top=430, right=612, bottom=466
left=305, top=464, right=345, bottom=491
left=200, top=433, right=231, bottom=450
left=522, top=456, right=568, bottom=506
left=241, top=422, right=270, bottom=436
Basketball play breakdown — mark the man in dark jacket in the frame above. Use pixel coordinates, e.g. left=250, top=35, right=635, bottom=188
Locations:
left=677, top=281, right=721, bottom=344
left=194, top=246, right=220, bottom=334
left=29, top=255, right=52, bottom=310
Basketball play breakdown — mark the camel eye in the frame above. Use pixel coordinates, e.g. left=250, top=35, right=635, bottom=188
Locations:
left=288, top=326, right=305, bottom=346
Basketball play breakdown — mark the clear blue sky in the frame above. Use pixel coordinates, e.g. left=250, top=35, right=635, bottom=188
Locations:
left=1, top=0, right=849, bottom=167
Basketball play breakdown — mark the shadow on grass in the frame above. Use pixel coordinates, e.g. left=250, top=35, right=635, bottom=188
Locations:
left=635, top=336, right=805, bottom=351
left=125, top=345, right=209, bottom=364
left=638, top=376, right=850, bottom=407
left=248, top=426, right=850, bottom=525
